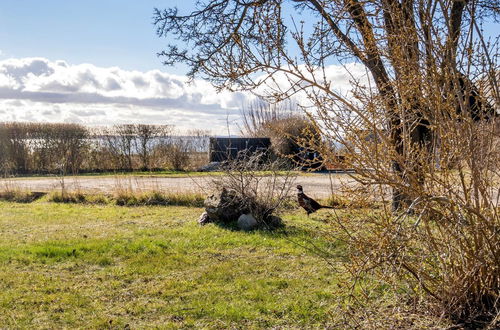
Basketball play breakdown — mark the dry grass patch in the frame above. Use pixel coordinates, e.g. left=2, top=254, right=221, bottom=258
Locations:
left=0, top=189, right=45, bottom=203
left=113, top=190, right=205, bottom=207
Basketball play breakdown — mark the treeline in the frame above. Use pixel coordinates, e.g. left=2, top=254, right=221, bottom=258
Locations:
left=0, top=122, right=210, bottom=175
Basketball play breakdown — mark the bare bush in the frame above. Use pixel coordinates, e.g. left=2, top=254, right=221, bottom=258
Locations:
left=31, top=123, right=89, bottom=174
left=108, top=124, right=135, bottom=170
left=186, top=129, right=210, bottom=169
left=0, top=122, right=89, bottom=175
left=160, top=129, right=210, bottom=171
left=242, top=99, right=300, bottom=136
left=0, top=122, right=31, bottom=173
left=99, top=124, right=175, bottom=171
left=210, top=151, right=297, bottom=226
left=164, top=137, right=192, bottom=171
left=241, top=99, right=322, bottom=162
left=0, top=125, right=13, bottom=176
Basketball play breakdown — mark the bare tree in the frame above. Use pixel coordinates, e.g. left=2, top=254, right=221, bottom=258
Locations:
left=0, top=122, right=31, bottom=173
left=101, top=124, right=136, bottom=171
left=154, top=0, right=498, bottom=209
left=241, top=98, right=323, bottom=163
left=241, top=98, right=300, bottom=136
left=154, top=0, right=499, bottom=323
left=134, top=124, right=173, bottom=170
left=29, top=123, right=88, bottom=174
left=0, top=124, right=13, bottom=176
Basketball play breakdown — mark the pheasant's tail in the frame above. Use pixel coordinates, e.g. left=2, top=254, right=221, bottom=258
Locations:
left=320, top=205, right=336, bottom=209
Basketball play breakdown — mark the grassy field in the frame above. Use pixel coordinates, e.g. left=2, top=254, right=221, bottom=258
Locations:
left=0, top=200, right=447, bottom=328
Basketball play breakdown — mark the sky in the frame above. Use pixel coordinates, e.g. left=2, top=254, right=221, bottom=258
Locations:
left=0, top=1, right=498, bottom=134
left=0, top=1, right=251, bottom=133
left=0, top=1, right=190, bottom=72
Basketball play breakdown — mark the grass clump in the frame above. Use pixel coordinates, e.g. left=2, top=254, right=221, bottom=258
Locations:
left=48, top=191, right=87, bottom=203
left=84, top=193, right=110, bottom=204
left=0, top=189, right=45, bottom=203
left=45, top=190, right=204, bottom=207
left=323, top=193, right=350, bottom=208
left=163, top=191, right=205, bottom=207
left=114, top=190, right=205, bottom=207
left=322, top=192, right=381, bottom=209
left=48, top=191, right=111, bottom=205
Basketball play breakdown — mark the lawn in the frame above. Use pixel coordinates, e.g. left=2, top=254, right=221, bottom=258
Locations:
left=0, top=201, right=449, bottom=328
left=0, top=201, right=351, bottom=328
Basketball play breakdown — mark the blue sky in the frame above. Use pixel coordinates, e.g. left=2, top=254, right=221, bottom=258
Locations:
left=1, top=1, right=497, bottom=72
left=0, top=1, right=185, bottom=72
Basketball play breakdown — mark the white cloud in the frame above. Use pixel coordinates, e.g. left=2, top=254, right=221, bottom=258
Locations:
left=0, top=57, right=367, bottom=134
left=0, top=57, right=248, bottom=133
left=254, top=62, right=371, bottom=107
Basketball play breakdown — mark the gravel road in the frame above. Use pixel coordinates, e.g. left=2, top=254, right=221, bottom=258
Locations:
left=3, top=173, right=356, bottom=198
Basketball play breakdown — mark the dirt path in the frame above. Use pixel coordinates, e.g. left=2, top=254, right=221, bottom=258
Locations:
left=3, top=173, right=356, bottom=198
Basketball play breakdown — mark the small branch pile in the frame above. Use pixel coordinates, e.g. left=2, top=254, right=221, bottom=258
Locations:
left=199, top=151, right=296, bottom=230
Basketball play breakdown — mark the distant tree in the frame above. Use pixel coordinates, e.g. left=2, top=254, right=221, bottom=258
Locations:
left=28, top=123, right=88, bottom=174
left=1, top=123, right=30, bottom=173
left=0, top=124, right=12, bottom=176
left=241, top=99, right=321, bottom=162
left=241, top=98, right=300, bottom=137
left=101, top=125, right=136, bottom=171
left=134, top=124, right=173, bottom=170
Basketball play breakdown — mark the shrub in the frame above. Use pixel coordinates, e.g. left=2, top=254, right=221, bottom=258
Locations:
left=114, top=190, right=204, bottom=207
left=241, top=99, right=322, bottom=165
left=211, top=151, right=297, bottom=227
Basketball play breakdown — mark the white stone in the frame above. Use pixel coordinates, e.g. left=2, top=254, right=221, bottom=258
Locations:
left=237, top=213, right=258, bottom=231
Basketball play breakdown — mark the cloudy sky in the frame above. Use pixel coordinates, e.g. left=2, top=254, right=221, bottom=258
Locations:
left=0, top=1, right=367, bottom=134
left=0, top=1, right=496, bottom=134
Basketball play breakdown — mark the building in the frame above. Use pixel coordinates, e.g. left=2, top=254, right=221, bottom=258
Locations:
left=208, top=137, right=271, bottom=162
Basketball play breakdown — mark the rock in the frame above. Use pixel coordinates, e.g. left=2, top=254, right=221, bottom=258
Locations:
left=198, top=162, right=221, bottom=172
left=237, top=213, right=258, bottom=231
left=198, top=212, right=211, bottom=225
left=204, top=188, right=247, bottom=223
left=266, top=215, right=284, bottom=229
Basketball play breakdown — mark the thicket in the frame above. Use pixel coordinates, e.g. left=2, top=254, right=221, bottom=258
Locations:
left=241, top=99, right=325, bottom=168
left=0, top=122, right=210, bottom=175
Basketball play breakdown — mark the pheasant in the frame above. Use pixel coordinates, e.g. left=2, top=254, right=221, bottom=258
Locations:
left=296, top=184, right=334, bottom=215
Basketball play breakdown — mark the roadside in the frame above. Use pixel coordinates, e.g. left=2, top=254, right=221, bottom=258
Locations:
left=1, top=172, right=356, bottom=198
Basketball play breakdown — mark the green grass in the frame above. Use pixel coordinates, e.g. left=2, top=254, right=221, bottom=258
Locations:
left=0, top=201, right=449, bottom=328
left=0, top=201, right=351, bottom=328
left=0, top=189, right=46, bottom=203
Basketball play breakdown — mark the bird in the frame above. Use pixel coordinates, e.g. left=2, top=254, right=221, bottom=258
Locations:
left=296, top=184, right=334, bottom=215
